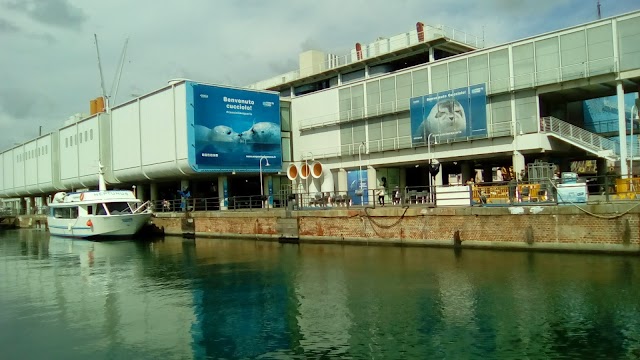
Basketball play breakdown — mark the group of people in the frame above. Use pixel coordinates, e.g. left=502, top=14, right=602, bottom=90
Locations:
left=375, top=186, right=403, bottom=206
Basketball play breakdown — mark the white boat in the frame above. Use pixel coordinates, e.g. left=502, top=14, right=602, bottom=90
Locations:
left=48, top=165, right=152, bottom=238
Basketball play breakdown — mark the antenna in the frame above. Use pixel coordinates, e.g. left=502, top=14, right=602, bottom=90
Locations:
left=94, top=34, right=109, bottom=112
left=109, top=37, right=129, bottom=107
left=597, top=1, right=602, bottom=19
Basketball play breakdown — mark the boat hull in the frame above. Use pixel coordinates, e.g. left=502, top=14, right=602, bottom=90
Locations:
left=48, top=213, right=152, bottom=239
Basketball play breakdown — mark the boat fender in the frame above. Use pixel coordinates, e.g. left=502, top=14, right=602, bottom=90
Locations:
left=86, top=219, right=93, bottom=227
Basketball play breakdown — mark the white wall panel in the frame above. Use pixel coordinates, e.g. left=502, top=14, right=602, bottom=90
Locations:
left=112, top=100, right=141, bottom=174
left=77, top=117, right=101, bottom=186
left=24, top=140, right=38, bottom=193
left=140, top=88, right=175, bottom=166
left=174, top=85, right=188, bottom=160
left=36, top=135, right=54, bottom=192
left=14, top=146, right=25, bottom=194
left=59, top=126, right=79, bottom=188
left=291, top=88, right=341, bottom=160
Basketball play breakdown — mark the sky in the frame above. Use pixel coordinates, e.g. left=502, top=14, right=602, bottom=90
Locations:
left=0, top=0, right=638, bottom=150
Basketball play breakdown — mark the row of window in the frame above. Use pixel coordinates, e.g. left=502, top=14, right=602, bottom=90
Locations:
left=65, top=129, right=94, bottom=148
left=16, top=145, right=49, bottom=163
left=51, top=202, right=132, bottom=218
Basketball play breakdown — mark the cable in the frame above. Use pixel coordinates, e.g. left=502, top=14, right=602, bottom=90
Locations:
left=549, top=178, right=640, bottom=219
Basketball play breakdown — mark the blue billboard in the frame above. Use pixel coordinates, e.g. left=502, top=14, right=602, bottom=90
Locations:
left=410, top=84, right=487, bottom=146
left=347, top=169, right=368, bottom=205
left=187, top=82, right=281, bottom=172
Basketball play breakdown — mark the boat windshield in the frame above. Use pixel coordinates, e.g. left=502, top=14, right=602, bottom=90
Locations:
left=104, top=202, right=133, bottom=215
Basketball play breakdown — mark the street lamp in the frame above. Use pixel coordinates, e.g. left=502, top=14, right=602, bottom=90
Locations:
left=303, top=151, right=314, bottom=205
left=427, top=134, right=438, bottom=203
left=630, top=105, right=639, bottom=179
left=259, top=156, right=270, bottom=208
left=357, top=142, right=366, bottom=204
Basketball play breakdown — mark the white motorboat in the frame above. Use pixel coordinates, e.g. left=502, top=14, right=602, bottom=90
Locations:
left=48, top=165, right=152, bottom=238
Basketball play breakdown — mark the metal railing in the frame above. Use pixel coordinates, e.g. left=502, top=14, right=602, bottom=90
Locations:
left=247, top=25, right=483, bottom=91
left=540, top=116, right=619, bottom=159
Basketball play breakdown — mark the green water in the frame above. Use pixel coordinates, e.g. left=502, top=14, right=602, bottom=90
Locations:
left=0, top=229, right=639, bottom=359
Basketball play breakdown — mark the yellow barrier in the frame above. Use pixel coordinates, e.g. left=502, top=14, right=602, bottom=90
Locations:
left=473, top=184, right=543, bottom=203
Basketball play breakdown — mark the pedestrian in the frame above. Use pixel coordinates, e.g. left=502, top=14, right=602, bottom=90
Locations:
left=377, top=186, right=385, bottom=206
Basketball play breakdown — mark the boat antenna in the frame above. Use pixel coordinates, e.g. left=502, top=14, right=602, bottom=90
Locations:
left=597, top=1, right=602, bottom=19
left=94, top=34, right=110, bottom=113
left=109, top=37, right=129, bottom=107
left=98, top=162, right=107, bottom=191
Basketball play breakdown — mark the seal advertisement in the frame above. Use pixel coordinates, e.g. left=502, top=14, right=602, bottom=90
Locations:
left=187, top=82, right=282, bottom=172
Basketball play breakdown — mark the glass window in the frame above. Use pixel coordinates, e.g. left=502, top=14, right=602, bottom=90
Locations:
left=87, top=205, right=93, bottom=215
left=90, top=129, right=94, bottom=140
left=105, top=202, right=132, bottom=215
left=279, top=103, right=291, bottom=132
left=79, top=134, right=82, bottom=144
left=65, top=138, right=68, bottom=148
left=84, top=131, right=88, bottom=142
left=45, top=145, right=48, bottom=154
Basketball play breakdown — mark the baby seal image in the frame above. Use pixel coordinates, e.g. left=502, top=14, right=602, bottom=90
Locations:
left=209, top=125, right=240, bottom=143
left=240, top=121, right=281, bottom=153
left=239, top=122, right=280, bottom=144
left=415, top=98, right=467, bottom=141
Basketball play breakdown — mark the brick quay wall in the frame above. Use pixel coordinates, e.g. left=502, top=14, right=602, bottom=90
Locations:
left=152, top=204, right=640, bottom=254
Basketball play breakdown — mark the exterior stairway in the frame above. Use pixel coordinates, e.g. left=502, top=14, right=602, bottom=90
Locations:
left=540, top=117, right=619, bottom=161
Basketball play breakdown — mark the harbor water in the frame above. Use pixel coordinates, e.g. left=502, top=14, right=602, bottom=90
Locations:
left=0, top=229, right=639, bottom=359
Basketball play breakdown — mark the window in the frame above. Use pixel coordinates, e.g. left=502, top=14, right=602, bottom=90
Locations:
left=45, top=145, right=48, bottom=154
left=65, top=138, right=68, bottom=148
left=105, top=202, right=132, bottom=214
left=52, top=207, right=78, bottom=219
left=90, top=129, right=94, bottom=140
left=74, top=134, right=77, bottom=144
left=37, top=148, right=40, bottom=157
left=79, top=134, right=82, bottom=144
left=84, top=131, right=88, bottom=142
left=87, top=205, right=93, bottom=215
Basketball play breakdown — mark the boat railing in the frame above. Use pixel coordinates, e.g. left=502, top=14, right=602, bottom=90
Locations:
left=133, top=201, right=152, bottom=214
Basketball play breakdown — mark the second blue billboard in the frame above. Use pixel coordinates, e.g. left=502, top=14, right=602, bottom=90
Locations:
left=410, top=84, right=487, bottom=145
left=187, top=82, right=281, bottom=172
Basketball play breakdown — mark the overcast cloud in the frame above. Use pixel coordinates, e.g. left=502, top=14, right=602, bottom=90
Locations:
left=0, top=0, right=638, bottom=149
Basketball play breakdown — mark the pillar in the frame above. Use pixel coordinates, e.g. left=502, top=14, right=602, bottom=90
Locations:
left=217, top=176, right=228, bottom=210
left=461, top=161, right=473, bottom=184
left=338, top=168, right=348, bottom=195
left=428, top=47, right=435, bottom=62
left=20, top=197, right=26, bottom=214
left=136, top=184, right=146, bottom=201
left=149, top=183, right=158, bottom=202
left=617, top=81, right=629, bottom=178
left=512, top=151, right=526, bottom=181
left=264, top=175, right=273, bottom=208
left=367, top=166, right=377, bottom=205
left=180, top=179, right=190, bottom=191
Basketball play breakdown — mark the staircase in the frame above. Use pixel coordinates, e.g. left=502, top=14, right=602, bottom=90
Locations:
left=540, top=117, right=619, bottom=161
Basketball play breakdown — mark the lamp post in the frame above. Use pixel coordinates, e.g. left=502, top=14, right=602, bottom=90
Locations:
left=358, top=142, right=366, bottom=204
left=259, top=156, right=270, bottom=208
left=631, top=105, right=638, bottom=179
left=303, top=151, right=314, bottom=205
left=427, top=134, right=438, bottom=203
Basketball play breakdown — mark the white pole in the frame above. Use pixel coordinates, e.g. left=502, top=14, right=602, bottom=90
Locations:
left=358, top=142, right=365, bottom=204
left=631, top=105, right=637, bottom=179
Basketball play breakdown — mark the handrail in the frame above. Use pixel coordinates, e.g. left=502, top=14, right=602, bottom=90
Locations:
left=247, top=24, right=483, bottom=90
left=540, top=117, right=618, bottom=158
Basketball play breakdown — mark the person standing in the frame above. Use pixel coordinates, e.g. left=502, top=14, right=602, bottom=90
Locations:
left=377, top=186, right=385, bottom=206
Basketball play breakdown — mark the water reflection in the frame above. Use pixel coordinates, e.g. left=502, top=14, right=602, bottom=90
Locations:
left=0, top=230, right=639, bottom=359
